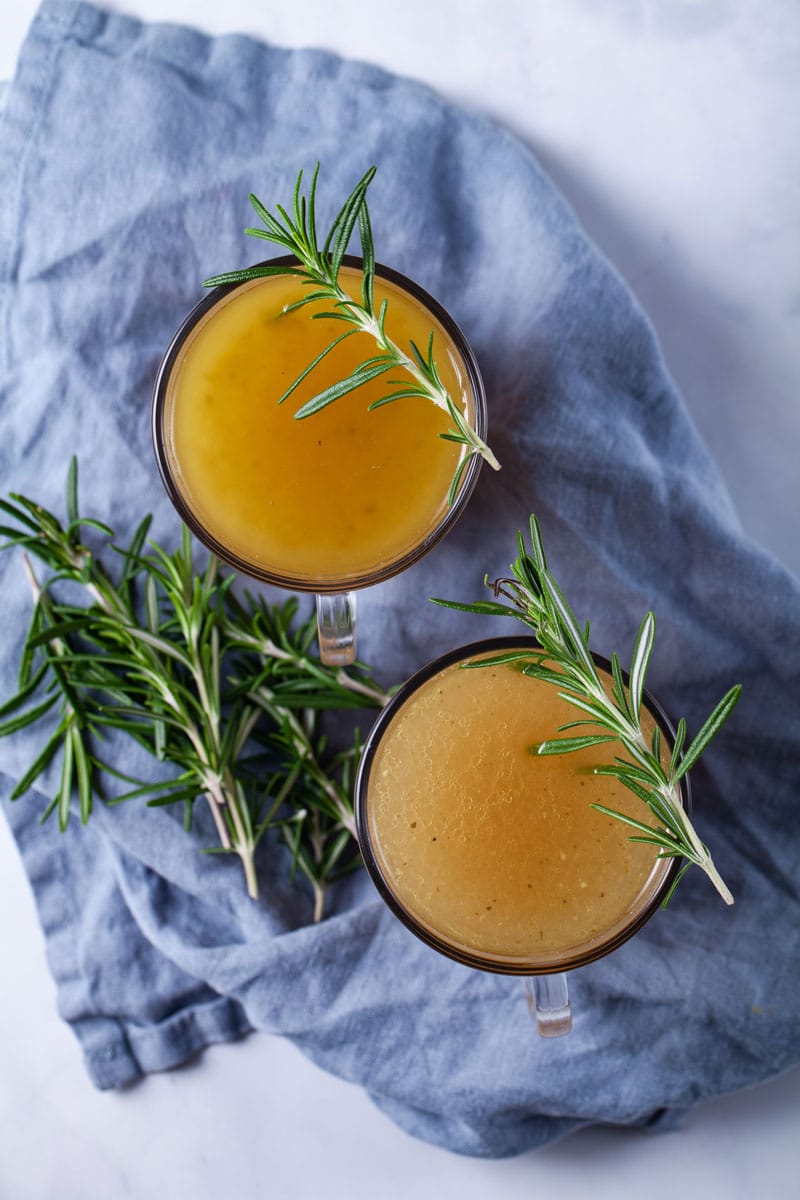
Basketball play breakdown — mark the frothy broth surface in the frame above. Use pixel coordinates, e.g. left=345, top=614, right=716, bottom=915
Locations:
left=366, top=650, right=671, bottom=966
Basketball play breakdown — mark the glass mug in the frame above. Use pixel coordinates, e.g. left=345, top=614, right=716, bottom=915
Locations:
left=354, top=637, right=690, bottom=1037
left=152, top=255, right=487, bottom=665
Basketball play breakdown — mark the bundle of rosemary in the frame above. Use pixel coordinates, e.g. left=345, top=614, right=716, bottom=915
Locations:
left=0, top=460, right=388, bottom=919
left=0, top=458, right=740, bottom=915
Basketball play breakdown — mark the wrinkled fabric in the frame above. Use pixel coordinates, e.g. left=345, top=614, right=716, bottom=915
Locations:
left=1, top=0, right=799, bottom=1159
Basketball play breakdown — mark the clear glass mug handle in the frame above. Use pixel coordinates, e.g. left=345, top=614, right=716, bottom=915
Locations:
left=316, top=592, right=357, bottom=666
left=524, top=973, right=572, bottom=1038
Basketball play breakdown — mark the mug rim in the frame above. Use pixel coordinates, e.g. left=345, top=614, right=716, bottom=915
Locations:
left=354, top=635, right=691, bottom=976
left=151, top=255, right=488, bottom=593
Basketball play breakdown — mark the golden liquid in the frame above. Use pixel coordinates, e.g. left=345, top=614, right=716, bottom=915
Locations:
left=162, top=269, right=473, bottom=585
left=366, top=650, right=671, bottom=967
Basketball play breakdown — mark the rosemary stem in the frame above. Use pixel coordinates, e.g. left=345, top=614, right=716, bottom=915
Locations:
left=22, top=555, right=59, bottom=647
left=337, top=805, right=357, bottom=839
left=237, top=632, right=391, bottom=705
left=313, top=882, right=326, bottom=924
left=221, top=776, right=258, bottom=897
left=205, top=788, right=232, bottom=849
left=237, top=841, right=259, bottom=900
left=357, top=306, right=447, bottom=410
left=586, top=675, right=734, bottom=906
left=355, top=301, right=499, bottom=470
left=333, top=669, right=392, bottom=707
left=652, top=777, right=734, bottom=905
left=248, top=684, right=356, bottom=835
left=695, top=855, right=734, bottom=905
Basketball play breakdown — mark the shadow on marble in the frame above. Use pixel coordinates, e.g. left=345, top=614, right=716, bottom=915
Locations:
left=525, top=141, right=798, bottom=578
left=539, top=1061, right=800, bottom=1166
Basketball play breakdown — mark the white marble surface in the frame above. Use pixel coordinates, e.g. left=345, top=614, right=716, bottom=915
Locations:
left=1, top=2, right=799, bottom=1197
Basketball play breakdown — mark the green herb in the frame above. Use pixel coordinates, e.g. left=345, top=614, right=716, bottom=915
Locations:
left=203, top=164, right=500, bottom=504
left=432, top=514, right=740, bottom=906
left=0, top=460, right=389, bottom=917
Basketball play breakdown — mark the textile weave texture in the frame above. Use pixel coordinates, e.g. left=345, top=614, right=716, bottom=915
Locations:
left=1, top=0, right=798, bottom=1158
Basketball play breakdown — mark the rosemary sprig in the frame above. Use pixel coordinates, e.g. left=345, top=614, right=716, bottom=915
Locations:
left=432, top=515, right=741, bottom=906
left=203, top=164, right=500, bottom=503
left=0, top=460, right=389, bottom=913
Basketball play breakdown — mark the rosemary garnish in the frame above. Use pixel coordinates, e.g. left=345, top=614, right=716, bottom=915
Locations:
left=0, top=461, right=389, bottom=917
left=203, top=164, right=500, bottom=504
left=432, top=515, right=740, bottom=906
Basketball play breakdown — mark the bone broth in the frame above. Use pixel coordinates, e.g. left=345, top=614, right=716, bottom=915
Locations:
left=363, top=648, right=671, bottom=968
left=161, top=268, right=474, bottom=585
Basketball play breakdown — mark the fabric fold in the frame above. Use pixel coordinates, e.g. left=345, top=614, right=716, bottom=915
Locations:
left=1, top=0, right=798, bottom=1158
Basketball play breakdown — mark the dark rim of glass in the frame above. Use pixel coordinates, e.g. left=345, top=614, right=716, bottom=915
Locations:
left=354, top=636, right=692, bottom=977
left=151, top=255, right=488, bottom=594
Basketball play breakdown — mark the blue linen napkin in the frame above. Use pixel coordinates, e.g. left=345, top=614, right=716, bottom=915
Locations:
left=1, top=0, right=799, bottom=1159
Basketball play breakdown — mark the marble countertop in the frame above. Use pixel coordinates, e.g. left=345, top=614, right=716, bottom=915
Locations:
left=1, top=2, right=798, bottom=1197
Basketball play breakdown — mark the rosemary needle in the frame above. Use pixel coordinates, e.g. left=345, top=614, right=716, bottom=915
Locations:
left=203, top=163, right=500, bottom=504
left=0, top=459, right=389, bottom=915
left=432, top=514, right=740, bottom=907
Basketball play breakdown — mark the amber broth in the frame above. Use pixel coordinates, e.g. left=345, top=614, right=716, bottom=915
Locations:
left=366, top=651, right=670, bottom=966
left=163, top=268, right=473, bottom=585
